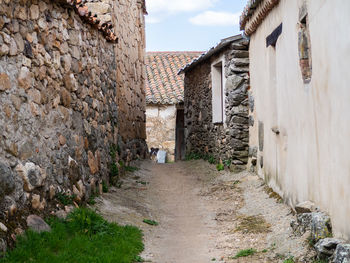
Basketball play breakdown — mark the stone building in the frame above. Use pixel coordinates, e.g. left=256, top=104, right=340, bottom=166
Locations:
left=145, top=52, right=202, bottom=161
left=240, top=0, right=350, bottom=239
left=0, top=0, right=147, bottom=251
left=180, top=35, right=250, bottom=170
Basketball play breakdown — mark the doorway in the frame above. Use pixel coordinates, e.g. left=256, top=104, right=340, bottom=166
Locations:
left=175, top=109, right=185, bottom=161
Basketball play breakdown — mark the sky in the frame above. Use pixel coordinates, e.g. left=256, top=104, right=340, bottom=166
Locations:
left=145, top=0, right=247, bottom=52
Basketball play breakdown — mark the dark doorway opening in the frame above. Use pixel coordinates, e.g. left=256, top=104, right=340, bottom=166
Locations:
left=175, top=109, right=185, bottom=161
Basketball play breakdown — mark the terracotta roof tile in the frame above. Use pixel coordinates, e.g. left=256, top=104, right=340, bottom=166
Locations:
left=145, top=51, right=203, bottom=105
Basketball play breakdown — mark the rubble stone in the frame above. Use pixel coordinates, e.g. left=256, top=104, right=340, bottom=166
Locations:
left=26, top=215, right=51, bottom=233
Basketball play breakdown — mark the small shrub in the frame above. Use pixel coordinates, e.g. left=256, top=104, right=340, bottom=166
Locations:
left=208, top=155, right=215, bottom=164
left=232, top=248, right=257, bottom=259
left=216, top=163, right=224, bottom=171
left=56, top=192, right=75, bottom=206
left=224, top=159, right=232, bottom=167
left=102, top=181, right=109, bottom=193
left=110, top=163, right=119, bottom=177
left=185, top=152, right=202, bottom=161
left=87, top=194, right=97, bottom=205
left=143, top=219, right=159, bottom=226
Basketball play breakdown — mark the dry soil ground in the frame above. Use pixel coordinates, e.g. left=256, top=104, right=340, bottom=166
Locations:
left=94, top=160, right=314, bottom=263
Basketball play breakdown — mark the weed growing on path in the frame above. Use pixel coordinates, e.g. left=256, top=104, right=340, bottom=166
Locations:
left=143, top=219, right=159, bottom=226
left=231, top=248, right=257, bottom=259
left=0, top=208, right=144, bottom=263
left=235, top=215, right=271, bottom=234
left=216, top=163, right=224, bottom=171
left=283, top=256, right=295, bottom=263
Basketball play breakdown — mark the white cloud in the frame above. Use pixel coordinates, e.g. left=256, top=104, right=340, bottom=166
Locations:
left=189, top=11, right=240, bottom=26
left=146, top=0, right=218, bottom=14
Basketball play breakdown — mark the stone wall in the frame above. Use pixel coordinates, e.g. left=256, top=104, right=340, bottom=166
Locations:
left=114, top=0, right=147, bottom=153
left=146, top=104, right=176, bottom=162
left=184, top=40, right=250, bottom=169
left=0, top=0, right=146, bottom=252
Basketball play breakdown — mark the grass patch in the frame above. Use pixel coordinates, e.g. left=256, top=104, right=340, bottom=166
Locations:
left=0, top=208, right=143, bottom=263
left=102, top=181, right=109, bottom=193
left=235, top=215, right=271, bottom=234
left=231, top=248, right=257, bottom=259
left=283, top=256, right=295, bottom=263
left=264, top=186, right=283, bottom=203
left=87, top=193, right=98, bottom=205
left=142, top=219, right=158, bottom=226
left=185, top=152, right=202, bottom=161
left=216, top=163, right=224, bottom=171
left=208, top=155, right=215, bottom=164
left=125, top=166, right=139, bottom=172
left=133, top=255, right=145, bottom=262
left=55, top=192, right=75, bottom=206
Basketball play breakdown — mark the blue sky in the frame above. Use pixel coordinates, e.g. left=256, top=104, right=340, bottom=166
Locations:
left=145, top=0, right=247, bottom=51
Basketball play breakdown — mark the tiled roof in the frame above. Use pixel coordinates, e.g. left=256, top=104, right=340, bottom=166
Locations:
left=240, top=0, right=280, bottom=35
left=57, top=0, right=118, bottom=42
left=179, top=35, right=244, bottom=74
left=146, top=52, right=203, bottom=105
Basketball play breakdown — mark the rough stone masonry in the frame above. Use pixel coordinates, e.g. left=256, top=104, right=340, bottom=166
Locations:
left=184, top=39, right=250, bottom=170
left=0, top=0, right=147, bottom=251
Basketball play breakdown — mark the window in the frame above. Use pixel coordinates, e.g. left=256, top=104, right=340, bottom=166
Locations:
left=212, top=61, right=224, bottom=124
left=298, top=8, right=312, bottom=83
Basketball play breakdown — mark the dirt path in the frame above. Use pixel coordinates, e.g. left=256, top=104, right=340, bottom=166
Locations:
left=95, top=160, right=314, bottom=263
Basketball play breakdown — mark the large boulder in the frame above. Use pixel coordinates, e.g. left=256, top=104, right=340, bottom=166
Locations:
left=332, top=244, right=350, bottom=263
left=26, top=215, right=51, bottom=233
left=315, top=238, right=343, bottom=259
left=0, top=162, right=15, bottom=199
left=311, top=212, right=332, bottom=242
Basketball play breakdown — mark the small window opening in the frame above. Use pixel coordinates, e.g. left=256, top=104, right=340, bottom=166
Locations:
left=212, top=61, right=224, bottom=124
left=298, top=13, right=312, bottom=83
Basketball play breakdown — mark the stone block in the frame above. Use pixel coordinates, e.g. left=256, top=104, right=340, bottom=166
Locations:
left=311, top=212, right=332, bottom=243
left=0, top=162, right=15, bottom=199
left=332, top=244, right=350, bottom=263
left=315, top=238, right=343, bottom=259
left=0, top=73, right=11, bottom=91
left=26, top=215, right=51, bottom=233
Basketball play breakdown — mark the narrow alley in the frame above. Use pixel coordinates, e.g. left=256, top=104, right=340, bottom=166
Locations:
left=95, top=160, right=312, bottom=263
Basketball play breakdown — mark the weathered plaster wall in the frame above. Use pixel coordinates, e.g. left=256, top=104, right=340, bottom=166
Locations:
left=184, top=41, right=250, bottom=168
left=248, top=0, right=350, bottom=240
left=0, top=0, right=147, bottom=251
left=146, top=104, right=176, bottom=162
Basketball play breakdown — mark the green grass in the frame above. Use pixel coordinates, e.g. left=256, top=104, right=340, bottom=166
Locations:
left=55, top=192, right=75, bottom=206
left=87, top=194, right=97, bottom=205
left=142, top=219, right=159, bottom=226
left=125, top=166, right=139, bottom=172
left=283, top=256, right=295, bottom=263
left=216, top=163, right=224, bottom=171
left=208, top=155, right=215, bottom=164
left=232, top=248, right=257, bottom=259
left=102, top=181, right=109, bottom=193
left=0, top=208, right=144, bottom=263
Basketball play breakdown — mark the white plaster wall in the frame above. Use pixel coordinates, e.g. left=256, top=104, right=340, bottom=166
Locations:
left=249, top=0, right=350, bottom=239
left=146, top=105, right=177, bottom=161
